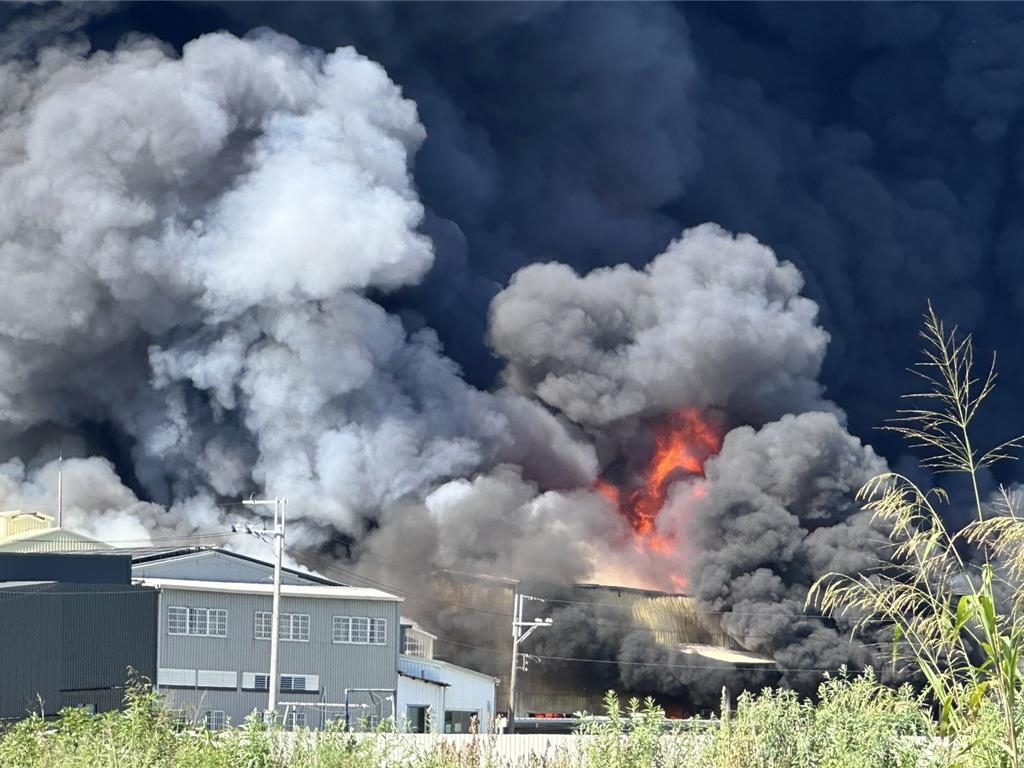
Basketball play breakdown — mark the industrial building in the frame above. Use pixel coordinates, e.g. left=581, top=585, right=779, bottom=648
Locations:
left=398, top=653, right=499, bottom=734
left=138, top=576, right=403, bottom=730
left=0, top=553, right=158, bottom=721
left=0, top=511, right=105, bottom=553
left=422, top=572, right=766, bottom=730
left=0, top=533, right=498, bottom=732
left=130, top=548, right=497, bottom=732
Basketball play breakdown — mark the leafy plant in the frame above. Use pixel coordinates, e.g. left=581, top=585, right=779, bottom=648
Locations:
left=809, top=304, right=1024, bottom=768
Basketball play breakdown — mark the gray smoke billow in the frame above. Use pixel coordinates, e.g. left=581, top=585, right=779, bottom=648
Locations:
left=489, top=223, right=833, bottom=428
left=0, top=30, right=549, bottom=534
left=0, top=24, right=892, bottom=702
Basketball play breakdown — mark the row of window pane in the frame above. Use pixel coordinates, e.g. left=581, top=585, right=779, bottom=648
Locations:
left=254, top=612, right=310, bottom=641
left=333, top=616, right=386, bottom=645
left=168, top=607, right=227, bottom=637
left=168, top=607, right=386, bottom=645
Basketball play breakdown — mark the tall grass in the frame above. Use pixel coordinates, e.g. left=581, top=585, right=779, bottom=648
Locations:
left=810, top=305, right=1024, bottom=768
left=0, top=672, right=965, bottom=768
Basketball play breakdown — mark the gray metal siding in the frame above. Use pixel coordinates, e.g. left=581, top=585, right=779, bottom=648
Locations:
left=0, top=583, right=158, bottom=720
left=0, top=553, right=131, bottom=584
left=134, top=553, right=324, bottom=586
left=155, top=588, right=399, bottom=728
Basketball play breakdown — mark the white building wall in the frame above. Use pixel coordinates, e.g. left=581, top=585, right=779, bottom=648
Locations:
left=397, top=656, right=497, bottom=733
left=396, top=677, right=445, bottom=732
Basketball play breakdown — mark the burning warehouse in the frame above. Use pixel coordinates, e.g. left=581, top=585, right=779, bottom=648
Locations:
left=413, top=572, right=776, bottom=729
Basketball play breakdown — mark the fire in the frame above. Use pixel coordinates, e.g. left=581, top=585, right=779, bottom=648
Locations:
left=597, top=408, right=723, bottom=558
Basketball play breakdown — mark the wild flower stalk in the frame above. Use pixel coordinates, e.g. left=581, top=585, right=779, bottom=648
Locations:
left=809, top=304, right=1024, bottom=768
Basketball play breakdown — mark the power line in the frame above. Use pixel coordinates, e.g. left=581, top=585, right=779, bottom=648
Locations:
left=284, top=544, right=845, bottom=624
left=282, top=545, right=871, bottom=643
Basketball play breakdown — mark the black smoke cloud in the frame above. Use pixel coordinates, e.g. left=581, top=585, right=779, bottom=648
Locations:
left=1, top=1, right=1017, bottom=698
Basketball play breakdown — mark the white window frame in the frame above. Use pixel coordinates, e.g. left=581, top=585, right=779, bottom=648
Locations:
left=255, top=612, right=310, bottom=642
left=168, top=606, right=188, bottom=635
left=282, top=613, right=310, bottom=642
left=254, top=611, right=272, bottom=640
left=285, top=710, right=306, bottom=730
left=333, top=616, right=386, bottom=645
left=169, top=607, right=226, bottom=637
left=204, top=710, right=226, bottom=731
left=207, top=609, right=227, bottom=637
left=369, top=618, right=386, bottom=645
left=403, top=632, right=423, bottom=657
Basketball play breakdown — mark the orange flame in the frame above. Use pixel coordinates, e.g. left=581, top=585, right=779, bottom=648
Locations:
left=597, top=408, right=723, bottom=560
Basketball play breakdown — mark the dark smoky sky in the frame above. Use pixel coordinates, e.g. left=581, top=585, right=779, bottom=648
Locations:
left=9, top=1, right=1024, bottom=479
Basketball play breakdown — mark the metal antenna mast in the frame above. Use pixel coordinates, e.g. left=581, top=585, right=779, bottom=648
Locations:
left=56, top=454, right=63, bottom=529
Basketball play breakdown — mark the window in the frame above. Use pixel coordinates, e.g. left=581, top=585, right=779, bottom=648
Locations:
left=444, top=711, right=478, bottom=734
left=403, top=632, right=425, bottom=657
left=332, top=616, right=350, bottom=643
left=282, top=613, right=310, bottom=642
left=254, top=612, right=310, bottom=642
left=284, top=710, right=306, bottom=730
left=254, top=611, right=272, bottom=640
left=333, top=616, right=387, bottom=645
left=369, top=618, right=386, bottom=644
left=208, top=609, right=227, bottom=637
left=189, top=608, right=207, bottom=636
left=168, top=606, right=188, bottom=635
left=169, top=607, right=227, bottom=637
left=204, top=710, right=226, bottom=731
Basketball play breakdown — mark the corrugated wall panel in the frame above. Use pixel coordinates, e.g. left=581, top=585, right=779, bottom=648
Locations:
left=397, top=677, right=445, bottom=731
left=61, top=583, right=158, bottom=693
left=0, top=583, right=62, bottom=719
left=0, top=582, right=157, bottom=720
left=155, top=588, right=400, bottom=728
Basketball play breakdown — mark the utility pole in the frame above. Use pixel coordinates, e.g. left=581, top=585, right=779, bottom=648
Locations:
left=507, top=590, right=552, bottom=734
left=239, top=496, right=286, bottom=720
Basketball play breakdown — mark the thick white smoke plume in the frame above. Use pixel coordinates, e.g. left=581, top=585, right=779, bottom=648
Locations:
left=1, top=27, right=888, bottom=699
left=0, top=30, right=550, bottom=537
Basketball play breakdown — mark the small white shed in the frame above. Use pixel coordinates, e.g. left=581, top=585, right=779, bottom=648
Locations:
left=397, top=655, right=498, bottom=734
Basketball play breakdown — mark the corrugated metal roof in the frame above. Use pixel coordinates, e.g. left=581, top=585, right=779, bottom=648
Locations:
left=135, top=577, right=402, bottom=602
left=0, top=527, right=105, bottom=551
left=128, top=546, right=342, bottom=586
left=399, top=654, right=497, bottom=683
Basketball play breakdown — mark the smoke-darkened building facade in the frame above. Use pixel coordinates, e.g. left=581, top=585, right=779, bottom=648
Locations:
left=421, top=572, right=754, bottom=729
left=0, top=554, right=158, bottom=720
